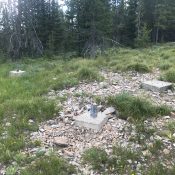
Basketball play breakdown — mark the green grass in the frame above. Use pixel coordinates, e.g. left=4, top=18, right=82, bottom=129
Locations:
left=159, top=62, right=172, bottom=71
left=126, top=63, right=150, bottom=73
left=77, top=66, right=101, bottom=81
left=0, top=58, right=103, bottom=170
left=82, top=147, right=108, bottom=171
left=164, top=69, right=175, bottom=83
left=107, top=93, right=171, bottom=120
left=0, top=43, right=175, bottom=174
left=145, top=163, right=175, bottom=175
left=21, top=155, right=76, bottom=175
left=82, top=146, right=139, bottom=174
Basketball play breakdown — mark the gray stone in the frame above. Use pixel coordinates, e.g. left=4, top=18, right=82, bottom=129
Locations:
left=163, top=149, right=170, bottom=155
left=53, top=137, right=68, bottom=147
left=141, top=80, right=173, bottom=92
left=104, top=107, right=115, bottom=115
left=73, top=111, right=109, bottom=131
left=9, top=70, right=26, bottom=77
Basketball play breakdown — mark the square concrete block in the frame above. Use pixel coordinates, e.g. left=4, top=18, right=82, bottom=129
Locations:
left=10, top=70, right=26, bottom=77
left=141, top=80, right=172, bottom=92
left=73, top=111, right=109, bottom=131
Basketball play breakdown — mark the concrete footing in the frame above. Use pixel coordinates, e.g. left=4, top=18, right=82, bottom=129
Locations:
left=10, top=70, right=26, bottom=77
left=141, top=80, right=173, bottom=92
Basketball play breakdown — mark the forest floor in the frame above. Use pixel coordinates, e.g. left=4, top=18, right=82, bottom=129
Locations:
left=0, top=43, right=175, bottom=175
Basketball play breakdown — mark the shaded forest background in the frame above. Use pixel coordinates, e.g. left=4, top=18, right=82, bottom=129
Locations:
left=0, top=0, right=174, bottom=59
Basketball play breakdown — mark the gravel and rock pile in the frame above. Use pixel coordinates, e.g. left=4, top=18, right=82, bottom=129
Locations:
left=29, top=69, right=175, bottom=174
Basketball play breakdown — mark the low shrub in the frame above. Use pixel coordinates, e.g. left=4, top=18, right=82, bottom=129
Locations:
left=159, top=63, right=171, bottom=70
left=77, top=66, right=101, bottom=81
left=126, top=63, right=150, bottom=73
left=107, top=93, right=170, bottom=120
left=82, top=147, right=108, bottom=171
left=21, top=155, right=76, bottom=175
left=164, top=69, right=175, bottom=83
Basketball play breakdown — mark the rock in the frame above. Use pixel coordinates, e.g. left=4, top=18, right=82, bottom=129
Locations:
left=5, top=122, right=11, bottom=127
left=48, top=91, right=55, bottom=96
left=63, top=150, right=74, bottom=157
left=39, top=128, right=45, bottom=132
left=163, top=149, right=170, bottom=155
left=171, top=112, right=175, bottom=118
left=142, top=150, right=152, bottom=157
left=154, top=135, right=162, bottom=140
left=104, top=107, right=115, bottom=115
left=9, top=70, right=26, bottom=77
left=53, top=137, right=68, bottom=147
left=29, top=119, right=34, bottom=123
left=99, top=82, right=108, bottom=88
left=163, top=116, right=170, bottom=120
left=127, top=159, right=132, bottom=164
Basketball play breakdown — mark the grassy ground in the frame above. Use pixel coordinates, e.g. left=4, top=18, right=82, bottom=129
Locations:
left=0, top=43, right=175, bottom=174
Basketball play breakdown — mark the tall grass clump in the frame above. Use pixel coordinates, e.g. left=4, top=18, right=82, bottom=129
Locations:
left=159, top=63, right=172, bottom=71
left=126, top=63, right=150, bottom=73
left=164, top=69, right=175, bottom=83
left=82, top=147, right=108, bottom=171
left=21, top=155, right=76, bottom=175
left=107, top=93, right=170, bottom=120
left=82, top=146, right=139, bottom=174
left=77, top=66, right=101, bottom=81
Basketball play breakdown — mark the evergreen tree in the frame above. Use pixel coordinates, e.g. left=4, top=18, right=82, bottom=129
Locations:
left=125, top=0, right=138, bottom=46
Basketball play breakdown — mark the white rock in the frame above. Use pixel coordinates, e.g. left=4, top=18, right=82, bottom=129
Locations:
left=53, top=137, right=68, bottom=147
left=10, top=70, right=26, bottom=77
left=142, top=150, right=152, bottom=157
left=163, top=116, right=170, bottom=120
left=163, top=149, right=170, bottom=155
left=104, top=107, right=115, bottom=115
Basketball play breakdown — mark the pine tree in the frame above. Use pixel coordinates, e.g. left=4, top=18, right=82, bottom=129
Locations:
left=125, top=0, right=138, bottom=46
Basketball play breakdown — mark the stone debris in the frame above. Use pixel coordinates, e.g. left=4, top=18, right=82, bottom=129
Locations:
left=104, top=107, right=116, bottom=115
left=141, top=80, right=173, bottom=92
left=9, top=70, right=26, bottom=77
left=53, top=137, right=69, bottom=147
left=29, top=69, right=175, bottom=174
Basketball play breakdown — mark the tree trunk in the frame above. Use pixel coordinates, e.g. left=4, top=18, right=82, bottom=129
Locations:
left=156, top=27, right=159, bottom=44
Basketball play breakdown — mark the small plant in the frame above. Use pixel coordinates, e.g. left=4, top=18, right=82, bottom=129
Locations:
left=149, top=140, right=163, bottom=154
left=107, top=93, right=170, bottom=120
left=161, top=54, right=170, bottom=60
left=21, top=155, right=76, bottom=175
left=166, top=121, right=175, bottom=133
left=159, top=63, right=171, bottom=70
left=145, top=162, right=175, bottom=175
left=14, top=152, right=27, bottom=164
left=82, top=147, right=108, bottom=170
left=164, top=69, right=175, bottom=83
left=6, top=164, right=19, bottom=175
left=77, top=66, right=101, bottom=81
left=107, top=146, right=139, bottom=174
left=126, top=63, right=150, bottom=73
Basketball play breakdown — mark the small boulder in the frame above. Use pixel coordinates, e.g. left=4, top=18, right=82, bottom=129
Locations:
left=53, top=137, right=68, bottom=147
left=163, top=149, right=170, bottom=155
left=104, top=107, right=115, bottom=115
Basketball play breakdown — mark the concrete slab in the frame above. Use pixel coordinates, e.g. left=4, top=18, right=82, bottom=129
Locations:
left=73, top=111, right=109, bottom=131
left=10, top=70, right=26, bottom=77
left=141, top=80, right=173, bottom=92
